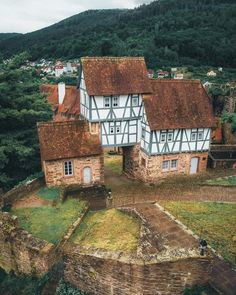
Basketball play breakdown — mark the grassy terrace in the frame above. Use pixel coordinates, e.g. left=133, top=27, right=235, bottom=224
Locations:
left=206, top=176, right=236, bottom=186
left=159, top=201, right=236, bottom=266
left=104, top=153, right=123, bottom=174
left=72, top=209, right=140, bottom=252
left=11, top=188, right=87, bottom=244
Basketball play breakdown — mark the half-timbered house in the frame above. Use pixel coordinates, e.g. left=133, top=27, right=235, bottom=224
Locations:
left=78, top=57, right=215, bottom=182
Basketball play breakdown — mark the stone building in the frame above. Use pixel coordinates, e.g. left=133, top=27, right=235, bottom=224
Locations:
left=78, top=57, right=215, bottom=182
left=37, top=120, right=104, bottom=187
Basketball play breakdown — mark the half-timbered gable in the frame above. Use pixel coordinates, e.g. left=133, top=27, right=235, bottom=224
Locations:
left=141, top=79, right=215, bottom=156
left=79, top=57, right=152, bottom=147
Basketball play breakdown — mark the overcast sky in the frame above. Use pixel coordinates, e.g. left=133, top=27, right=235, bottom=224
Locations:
left=0, top=0, right=152, bottom=34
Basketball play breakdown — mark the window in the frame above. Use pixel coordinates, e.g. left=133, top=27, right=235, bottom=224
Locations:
left=162, top=160, right=169, bottom=170
left=171, top=159, right=178, bottom=170
left=198, top=131, right=204, bottom=140
left=104, top=96, right=110, bottom=108
left=141, top=127, right=145, bottom=139
left=160, top=133, right=166, bottom=143
left=191, top=132, right=197, bottom=141
left=110, top=126, right=114, bottom=134
left=167, top=133, right=173, bottom=142
left=113, top=96, right=119, bottom=107
left=132, top=95, right=139, bottom=107
left=64, top=161, right=73, bottom=176
left=116, top=122, right=121, bottom=133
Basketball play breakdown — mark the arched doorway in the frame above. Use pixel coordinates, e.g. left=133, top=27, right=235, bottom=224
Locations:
left=83, top=167, right=91, bottom=184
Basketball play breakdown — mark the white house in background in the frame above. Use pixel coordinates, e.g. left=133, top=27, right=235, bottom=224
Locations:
left=77, top=57, right=215, bottom=181
left=207, top=70, right=217, bottom=77
left=174, top=73, right=184, bottom=79
left=55, top=62, right=64, bottom=77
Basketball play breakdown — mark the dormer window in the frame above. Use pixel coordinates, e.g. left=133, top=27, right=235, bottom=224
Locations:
left=104, top=97, right=110, bottom=108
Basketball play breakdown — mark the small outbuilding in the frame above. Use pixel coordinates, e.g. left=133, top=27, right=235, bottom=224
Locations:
left=37, top=120, right=104, bottom=187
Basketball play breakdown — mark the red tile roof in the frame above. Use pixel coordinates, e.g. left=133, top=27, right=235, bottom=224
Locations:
left=37, top=121, right=102, bottom=161
left=40, top=84, right=80, bottom=120
left=143, top=79, right=215, bottom=130
left=81, top=57, right=152, bottom=96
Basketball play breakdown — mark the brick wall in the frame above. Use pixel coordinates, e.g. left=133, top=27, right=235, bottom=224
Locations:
left=123, top=145, right=208, bottom=182
left=0, top=212, right=57, bottom=275
left=44, top=155, right=104, bottom=187
left=64, top=246, right=211, bottom=295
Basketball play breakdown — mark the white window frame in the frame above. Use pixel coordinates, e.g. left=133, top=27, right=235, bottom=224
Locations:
left=162, top=160, right=169, bottom=170
left=64, top=161, right=73, bottom=176
left=191, top=132, right=197, bottom=141
left=167, top=132, right=173, bottom=142
left=198, top=131, right=204, bottom=141
left=132, top=95, right=139, bottom=107
left=116, top=122, right=121, bottom=133
left=141, top=127, right=145, bottom=139
left=112, top=96, right=119, bottom=107
left=104, top=96, right=110, bottom=108
left=171, top=159, right=178, bottom=170
left=160, top=133, right=166, bottom=143
left=110, top=126, right=114, bottom=134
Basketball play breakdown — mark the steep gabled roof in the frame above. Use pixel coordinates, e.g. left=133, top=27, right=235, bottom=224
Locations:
left=37, top=121, right=102, bottom=161
left=143, top=79, right=215, bottom=130
left=80, top=57, right=152, bottom=96
left=40, top=84, right=80, bottom=120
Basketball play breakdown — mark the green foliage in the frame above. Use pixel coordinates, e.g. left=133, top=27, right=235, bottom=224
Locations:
left=38, top=187, right=60, bottom=201
left=207, top=176, right=236, bottom=186
left=221, top=112, right=236, bottom=133
left=0, top=0, right=236, bottom=67
left=0, top=268, right=50, bottom=295
left=16, top=171, right=44, bottom=187
left=56, top=278, right=88, bottom=295
left=11, top=199, right=87, bottom=244
left=184, top=284, right=218, bottom=295
left=0, top=53, right=52, bottom=191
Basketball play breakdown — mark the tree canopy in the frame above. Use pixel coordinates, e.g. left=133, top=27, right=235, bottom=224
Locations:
left=0, top=53, right=52, bottom=191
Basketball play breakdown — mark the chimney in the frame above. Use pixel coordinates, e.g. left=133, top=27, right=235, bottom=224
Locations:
left=58, top=82, right=66, bottom=104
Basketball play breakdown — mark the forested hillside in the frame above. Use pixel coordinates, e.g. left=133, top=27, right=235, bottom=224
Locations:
left=0, top=53, right=52, bottom=191
left=0, top=33, right=21, bottom=41
left=0, top=0, right=236, bottom=67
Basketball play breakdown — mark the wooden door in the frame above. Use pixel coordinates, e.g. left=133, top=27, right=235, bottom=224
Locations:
left=83, top=167, right=91, bottom=184
left=190, top=157, right=199, bottom=174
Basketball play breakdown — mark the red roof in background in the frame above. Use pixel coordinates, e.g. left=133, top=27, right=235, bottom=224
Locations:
left=143, top=79, right=215, bottom=130
left=40, top=84, right=80, bottom=120
left=81, top=57, right=152, bottom=96
left=37, top=120, right=102, bottom=161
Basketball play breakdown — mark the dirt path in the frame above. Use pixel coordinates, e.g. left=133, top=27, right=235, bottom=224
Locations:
left=12, top=189, right=51, bottom=209
left=105, top=169, right=236, bottom=207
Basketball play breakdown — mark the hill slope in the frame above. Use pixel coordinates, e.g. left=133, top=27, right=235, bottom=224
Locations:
left=0, top=0, right=236, bottom=67
left=0, top=33, right=21, bottom=41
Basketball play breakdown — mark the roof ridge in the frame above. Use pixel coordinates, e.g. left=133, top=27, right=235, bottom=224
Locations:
left=150, top=78, right=201, bottom=83
left=81, top=56, right=145, bottom=60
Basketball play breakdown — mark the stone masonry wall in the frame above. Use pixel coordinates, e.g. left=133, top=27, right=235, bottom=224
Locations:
left=123, top=145, right=208, bottom=182
left=44, top=155, right=104, bottom=187
left=0, top=212, right=57, bottom=275
left=2, top=177, right=45, bottom=209
left=64, top=246, right=211, bottom=295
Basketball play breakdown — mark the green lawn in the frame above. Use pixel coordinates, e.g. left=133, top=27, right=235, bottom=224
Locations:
left=104, top=154, right=122, bottom=174
left=11, top=199, right=87, bottom=244
left=158, top=201, right=236, bottom=266
left=206, top=176, right=236, bottom=186
left=38, top=187, right=61, bottom=201
left=72, top=208, right=140, bottom=252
